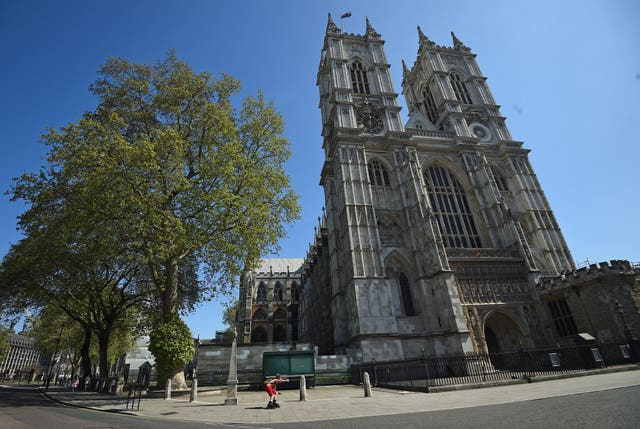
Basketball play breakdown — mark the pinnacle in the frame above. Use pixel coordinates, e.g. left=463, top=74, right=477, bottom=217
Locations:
left=365, top=16, right=380, bottom=39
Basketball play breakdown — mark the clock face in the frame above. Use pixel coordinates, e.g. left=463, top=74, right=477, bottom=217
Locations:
left=357, top=110, right=383, bottom=134
left=470, top=123, right=492, bottom=142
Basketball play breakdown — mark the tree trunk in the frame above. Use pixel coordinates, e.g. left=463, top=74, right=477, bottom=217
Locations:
left=96, top=321, right=113, bottom=392
left=171, top=368, right=188, bottom=390
left=161, top=258, right=179, bottom=321
left=80, top=327, right=92, bottom=381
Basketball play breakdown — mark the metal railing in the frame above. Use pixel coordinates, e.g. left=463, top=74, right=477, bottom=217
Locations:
left=351, top=341, right=639, bottom=391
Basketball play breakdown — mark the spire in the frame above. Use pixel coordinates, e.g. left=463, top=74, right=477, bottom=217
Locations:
left=326, top=12, right=340, bottom=34
left=402, top=59, right=410, bottom=77
left=451, top=31, right=471, bottom=52
left=417, top=25, right=436, bottom=48
left=365, top=16, right=380, bottom=39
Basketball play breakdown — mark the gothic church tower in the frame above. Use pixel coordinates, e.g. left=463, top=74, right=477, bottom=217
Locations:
left=305, top=15, right=575, bottom=362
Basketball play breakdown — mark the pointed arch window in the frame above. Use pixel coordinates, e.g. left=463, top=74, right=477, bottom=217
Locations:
left=256, top=282, right=267, bottom=302
left=398, top=272, right=415, bottom=316
left=424, top=165, right=482, bottom=248
left=350, top=61, right=370, bottom=94
left=422, top=86, right=438, bottom=123
left=253, top=308, right=267, bottom=320
left=449, top=72, right=472, bottom=104
left=273, top=308, right=286, bottom=320
left=368, top=159, right=390, bottom=187
left=291, top=282, right=300, bottom=302
left=274, top=281, right=284, bottom=301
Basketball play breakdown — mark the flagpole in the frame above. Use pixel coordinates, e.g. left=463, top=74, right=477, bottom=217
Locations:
left=340, top=11, right=351, bottom=32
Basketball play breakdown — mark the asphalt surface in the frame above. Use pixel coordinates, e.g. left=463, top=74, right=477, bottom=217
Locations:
left=1, top=367, right=639, bottom=428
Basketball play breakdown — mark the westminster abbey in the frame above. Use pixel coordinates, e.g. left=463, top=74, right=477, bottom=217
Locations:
left=237, top=15, right=639, bottom=363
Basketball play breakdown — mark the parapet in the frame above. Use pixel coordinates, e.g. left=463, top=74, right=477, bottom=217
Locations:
left=538, top=260, right=635, bottom=292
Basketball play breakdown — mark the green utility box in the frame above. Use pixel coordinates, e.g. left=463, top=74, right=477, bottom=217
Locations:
left=262, top=350, right=315, bottom=389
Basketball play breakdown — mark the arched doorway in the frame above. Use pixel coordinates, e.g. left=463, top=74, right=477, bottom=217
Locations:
left=484, top=312, right=523, bottom=369
left=251, top=326, right=267, bottom=343
left=273, top=325, right=287, bottom=342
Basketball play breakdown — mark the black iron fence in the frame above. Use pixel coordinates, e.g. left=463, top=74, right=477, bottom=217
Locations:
left=351, top=341, right=640, bottom=391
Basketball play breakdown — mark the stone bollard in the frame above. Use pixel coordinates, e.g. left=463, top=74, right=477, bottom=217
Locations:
left=299, top=375, right=307, bottom=401
left=363, top=372, right=372, bottom=397
left=190, top=378, right=198, bottom=402
left=165, top=378, right=172, bottom=400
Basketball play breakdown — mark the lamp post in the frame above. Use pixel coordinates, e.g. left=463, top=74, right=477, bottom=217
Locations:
left=193, top=336, right=200, bottom=380
left=45, top=323, right=65, bottom=389
left=190, top=336, right=200, bottom=403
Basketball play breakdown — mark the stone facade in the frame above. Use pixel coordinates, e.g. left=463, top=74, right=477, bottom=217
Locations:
left=0, top=332, right=41, bottom=380
left=296, top=15, right=640, bottom=363
left=538, top=261, right=640, bottom=345
left=237, top=258, right=304, bottom=345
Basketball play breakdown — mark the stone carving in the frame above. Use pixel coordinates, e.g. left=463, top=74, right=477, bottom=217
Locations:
left=464, top=108, right=489, bottom=126
left=452, top=260, right=531, bottom=304
left=355, top=99, right=384, bottom=134
left=377, top=212, right=403, bottom=247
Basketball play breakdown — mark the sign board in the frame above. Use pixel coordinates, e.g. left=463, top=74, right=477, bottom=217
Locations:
left=263, top=350, right=315, bottom=388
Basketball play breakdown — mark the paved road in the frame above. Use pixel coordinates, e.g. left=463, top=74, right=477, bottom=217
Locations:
left=0, top=386, right=263, bottom=429
left=267, top=385, right=640, bottom=429
left=2, top=378, right=639, bottom=428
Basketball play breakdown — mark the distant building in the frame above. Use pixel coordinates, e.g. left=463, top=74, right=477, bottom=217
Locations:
left=237, top=258, right=304, bottom=344
left=122, top=336, right=156, bottom=384
left=0, top=332, right=41, bottom=380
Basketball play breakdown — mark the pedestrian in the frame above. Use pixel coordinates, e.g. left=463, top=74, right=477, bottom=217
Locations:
left=265, top=373, right=289, bottom=409
left=70, top=375, right=79, bottom=392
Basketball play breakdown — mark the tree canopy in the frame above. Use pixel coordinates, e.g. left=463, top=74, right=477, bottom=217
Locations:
left=3, top=51, right=300, bottom=386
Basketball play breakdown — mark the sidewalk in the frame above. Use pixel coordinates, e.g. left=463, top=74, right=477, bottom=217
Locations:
left=38, top=367, right=640, bottom=425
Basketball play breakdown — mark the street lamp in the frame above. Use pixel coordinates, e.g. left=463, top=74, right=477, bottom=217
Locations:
left=44, top=323, right=64, bottom=389
left=193, top=336, right=200, bottom=380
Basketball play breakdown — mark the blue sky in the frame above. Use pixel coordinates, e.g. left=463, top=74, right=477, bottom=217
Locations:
left=1, top=1, right=639, bottom=338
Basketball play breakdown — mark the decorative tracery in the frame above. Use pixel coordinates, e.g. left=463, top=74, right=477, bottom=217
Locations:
left=350, top=61, right=370, bottom=94
left=256, top=282, right=267, bottom=302
left=368, top=159, right=390, bottom=187
left=422, top=85, right=438, bottom=123
left=424, top=165, right=482, bottom=248
left=449, top=72, right=472, bottom=104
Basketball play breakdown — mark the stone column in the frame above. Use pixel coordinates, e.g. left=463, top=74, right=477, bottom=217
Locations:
left=225, top=329, right=239, bottom=405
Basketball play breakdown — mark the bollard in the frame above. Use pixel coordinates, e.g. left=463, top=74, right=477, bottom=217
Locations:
left=165, top=378, right=172, bottom=400
left=190, top=378, right=198, bottom=402
left=299, top=375, right=307, bottom=401
left=363, top=372, right=372, bottom=397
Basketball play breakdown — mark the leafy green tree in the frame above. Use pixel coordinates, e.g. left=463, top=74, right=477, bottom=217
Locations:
left=148, top=314, right=195, bottom=387
left=0, top=218, right=148, bottom=385
left=5, top=51, right=300, bottom=388
left=0, top=326, right=8, bottom=364
left=83, top=52, right=300, bottom=318
left=220, top=300, right=240, bottom=344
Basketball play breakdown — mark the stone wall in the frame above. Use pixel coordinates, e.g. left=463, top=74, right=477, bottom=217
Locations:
left=196, top=342, right=350, bottom=386
left=538, top=260, right=640, bottom=345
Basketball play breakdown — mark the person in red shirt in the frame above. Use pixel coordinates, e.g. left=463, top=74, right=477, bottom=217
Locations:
left=265, top=373, right=289, bottom=409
